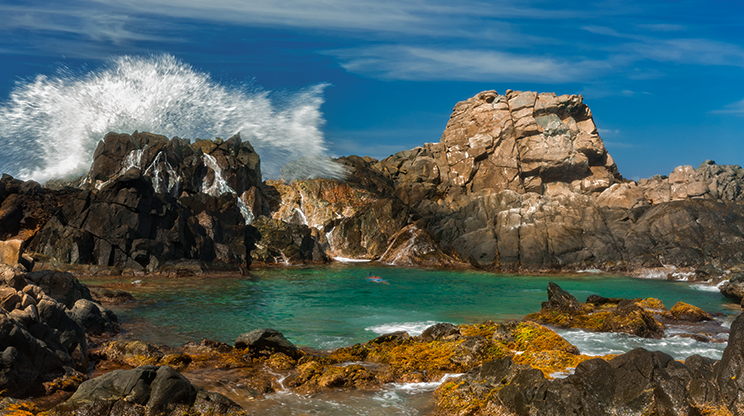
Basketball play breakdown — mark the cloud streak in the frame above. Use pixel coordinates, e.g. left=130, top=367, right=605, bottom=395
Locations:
left=329, top=45, right=605, bottom=82
left=0, top=0, right=741, bottom=84
left=711, top=99, right=744, bottom=115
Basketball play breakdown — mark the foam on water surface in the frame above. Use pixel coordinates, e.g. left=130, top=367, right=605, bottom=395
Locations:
left=0, top=54, right=344, bottom=182
left=556, top=327, right=728, bottom=360
left=365, top=321, right=439, bottom=336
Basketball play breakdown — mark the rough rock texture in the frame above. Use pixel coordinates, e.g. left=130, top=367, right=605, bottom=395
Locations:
left=249, top=217, right=327, bottom=265
left=0, top=264, right=117, bottom=398
left=720, top=273, right=744, bottom=304
left=235, top=328, right=301, bottom=359
left=0, top=174, right=76, bottom=245
left=436, top=312, right=744, bottom=416
left=88, top=131, right=262, bottom=199
left=27, top=169, right=254, bottom=272
left=47, top=365, right=246, bottom=416
left=525, top=283, right=698, bottom=339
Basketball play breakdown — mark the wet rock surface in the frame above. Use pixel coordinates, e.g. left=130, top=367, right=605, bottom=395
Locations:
left=436, top=312, right=744, bottom=416
left=525, top=283, right=725, bottom=340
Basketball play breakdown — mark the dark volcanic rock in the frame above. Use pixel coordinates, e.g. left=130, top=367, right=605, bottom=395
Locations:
left=235, top=328, right=300, bottom=359
left=0, top=264, right=116, bottom=398
left=48, top=365, right=245, bottom=416
left=28, top=169, right=254, bottom=271
left=720, top=273, right=744, bottom=303
left=527, top=283, right=669, bottom=339
left=420, top=323, right=462, bottom=342
left=542, top=281, right=581, bottom=313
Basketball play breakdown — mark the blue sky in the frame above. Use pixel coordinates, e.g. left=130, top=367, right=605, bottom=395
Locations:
left=0, top=0, right=742, bottom=180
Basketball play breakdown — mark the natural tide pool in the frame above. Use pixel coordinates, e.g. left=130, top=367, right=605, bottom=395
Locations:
left=80, top=264, right=738, bottom=415
left=82, top=263, right=735, bottom=354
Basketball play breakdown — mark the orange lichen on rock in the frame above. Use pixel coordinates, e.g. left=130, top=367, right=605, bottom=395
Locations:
left=526, top=291, right=667, bottom=339
left=637, top=297, right=666, bottom=311
left=665, top=301, right=714, bottom=322
left=459, top=322, right=499, bottom=338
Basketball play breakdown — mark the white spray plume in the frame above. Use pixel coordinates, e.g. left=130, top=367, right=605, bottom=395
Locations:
left=0, top=54, right=344, bottom=182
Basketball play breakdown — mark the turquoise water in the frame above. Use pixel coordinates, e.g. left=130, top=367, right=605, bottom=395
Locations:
left=89, top=264, right=734, bottom=350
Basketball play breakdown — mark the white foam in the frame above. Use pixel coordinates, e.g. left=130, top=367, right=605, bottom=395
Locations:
left=0, top=54, right=344, bottom=182
left=332, top=257, right=372, bottom=263
left=388, top=373, right=463, bottom=393
left=556, top=328, right=726, bottom=360
left=366, top=321, right=438, bottom=336
left=690, top=282, right=723, bottom=292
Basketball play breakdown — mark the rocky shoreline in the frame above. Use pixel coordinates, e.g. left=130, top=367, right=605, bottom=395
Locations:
left=0, top=260, right=740, bottom=415
left=2, top=89, right=744, bottom=414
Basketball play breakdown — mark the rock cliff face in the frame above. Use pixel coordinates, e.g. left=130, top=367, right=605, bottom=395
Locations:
left=268, top=91, right=744, bottom=271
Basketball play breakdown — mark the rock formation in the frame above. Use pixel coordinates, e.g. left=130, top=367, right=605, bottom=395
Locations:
left=0, top=90, right=742, bottom=274
left=264, top=90, right=744, bottom=272
left=0, top=263, right=117, bottom=398
left=436, top=311, right=744, bottom=416
left=46, top=365, right=246, bottom=416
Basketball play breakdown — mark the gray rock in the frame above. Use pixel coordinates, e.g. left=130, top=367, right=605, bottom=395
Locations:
left=49, top=365, right=245, bottom=416
left=542, top=282, right=581, bottom=314
left=420, top=323, right=461, bottom=342
left=70, top=298, right=119, bottom=335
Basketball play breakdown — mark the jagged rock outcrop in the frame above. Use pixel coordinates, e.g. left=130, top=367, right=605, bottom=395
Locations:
left=265, top=176, right=417, bottom=261
left=374, top=90, right=620, bottom=206
left=87, top=131, right=262, bottom=201
left=0, top=264, right=117, bottom=398
left=27, top=169, right=253, bottom=272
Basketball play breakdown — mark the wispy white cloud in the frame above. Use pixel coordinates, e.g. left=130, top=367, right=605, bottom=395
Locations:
left=1, top=0, right=742, bottom=85
left=632, top=38, right=744, bottom=67
left=711, top=99, right=744, bottom=115
left=328, top=45, right=606, bottom=82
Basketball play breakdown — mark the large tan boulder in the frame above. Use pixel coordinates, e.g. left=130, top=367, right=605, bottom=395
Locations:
left=0, top=239, right=22, bottom=266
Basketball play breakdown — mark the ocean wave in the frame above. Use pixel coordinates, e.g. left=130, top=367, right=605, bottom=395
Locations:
left=0, top=54, right=343, bottom=182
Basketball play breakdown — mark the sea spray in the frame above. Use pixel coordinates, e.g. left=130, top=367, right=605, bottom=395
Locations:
left=0, top=54, right=345, bottom=182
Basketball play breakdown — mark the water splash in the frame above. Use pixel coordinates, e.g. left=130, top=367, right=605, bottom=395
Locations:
left=0, top=54, right=343, bottom=182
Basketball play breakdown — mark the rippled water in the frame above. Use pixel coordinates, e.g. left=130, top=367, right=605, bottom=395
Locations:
left=87, top=264, right=733, bottom=352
